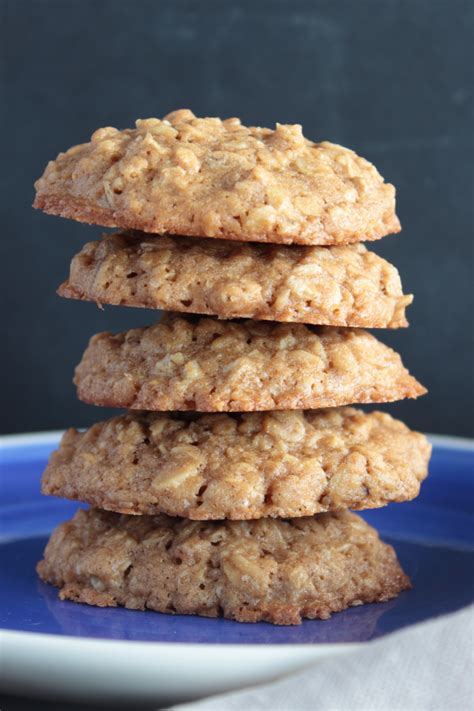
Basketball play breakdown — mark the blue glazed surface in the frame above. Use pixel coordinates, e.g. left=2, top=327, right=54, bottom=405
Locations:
left=1, top=437, right=473, bottom=645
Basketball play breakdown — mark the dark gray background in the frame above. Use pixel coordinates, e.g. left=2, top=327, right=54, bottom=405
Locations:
left=1, top=0, right=473, bottom=436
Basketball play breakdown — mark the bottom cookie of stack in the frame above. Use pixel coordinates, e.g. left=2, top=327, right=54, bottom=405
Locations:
left=37, top=508, right=410, bottom=625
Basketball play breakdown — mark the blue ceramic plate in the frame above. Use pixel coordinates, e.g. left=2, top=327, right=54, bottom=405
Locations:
left=1, top=432, right=473, bottom=704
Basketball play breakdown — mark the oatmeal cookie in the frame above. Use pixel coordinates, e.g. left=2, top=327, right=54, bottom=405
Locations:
left=59, top=232, right=412, bottom=328
left=74, top=315, right=426, bottom=412
left=34, top=109, right=400, bottom=245
left=42, top=408, right=431, bottom=519
left=37, top=508, right=410, bottom=625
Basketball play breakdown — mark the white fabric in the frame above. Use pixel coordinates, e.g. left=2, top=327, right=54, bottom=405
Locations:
left=172, top=606, right=474, bottom=711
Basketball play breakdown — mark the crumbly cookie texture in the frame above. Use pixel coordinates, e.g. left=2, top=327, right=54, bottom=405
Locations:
left=74, top=314, right=426, bottom=412
left=37, top=508, right=410, bottom=625
left=34, top=109, right=400, bottom=246
left=42, top=408, right=431, bottom=520
left=59, top=232, right=412, bottom=328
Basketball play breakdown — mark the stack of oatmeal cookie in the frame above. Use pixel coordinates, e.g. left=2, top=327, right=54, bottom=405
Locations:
left=34, top=110, right=430, bottom=625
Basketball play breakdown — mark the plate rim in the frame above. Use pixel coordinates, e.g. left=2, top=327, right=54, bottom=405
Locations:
left=0, top=626, right=360, bottom=651
left=0, top=628, right=359, bottom=704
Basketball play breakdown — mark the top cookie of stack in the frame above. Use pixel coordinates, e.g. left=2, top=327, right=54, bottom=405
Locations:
left=35, top=108, right=400, bottom=246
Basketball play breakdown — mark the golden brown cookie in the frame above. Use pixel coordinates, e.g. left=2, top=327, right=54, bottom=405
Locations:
left=74, top=314, right=426, bottom=412
left=42, top=408, right=431, bottom=519
left=37, top=508, right=410, bottom=625
left=59, top=232, right=412, bottom=328
left=34, top=109, right=400, bottom=245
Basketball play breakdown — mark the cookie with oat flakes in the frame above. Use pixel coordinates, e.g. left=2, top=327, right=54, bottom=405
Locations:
left=41, top=408, right=431, bottom=520
left=73, top=314, right=426, bottom=412
left=37, top=508, right=410, bottom=625
left=59, top=231, right=412, bottom=328
left=34, top=109, right=400, bottom=246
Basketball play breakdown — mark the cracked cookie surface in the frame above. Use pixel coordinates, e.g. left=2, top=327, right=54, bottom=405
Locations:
left=34, top=109, right=400, bottom=245
left=37, top=508, right=410, bottom=625
left=74, top=314, right=426, bottom=412
left=42, top=408, right=431, bottom=519
left=59, top=232, right=412, bottom=328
